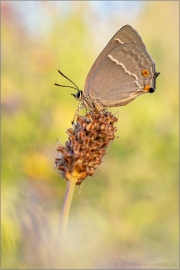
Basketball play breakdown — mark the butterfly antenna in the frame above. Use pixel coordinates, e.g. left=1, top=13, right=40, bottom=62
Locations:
left=55, top=70, right=79, bottom=91
left=54, top=83, right=79, bottom=91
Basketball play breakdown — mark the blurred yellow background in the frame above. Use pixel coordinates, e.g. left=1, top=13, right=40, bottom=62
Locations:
left=1, top=1, right=179, bottom=269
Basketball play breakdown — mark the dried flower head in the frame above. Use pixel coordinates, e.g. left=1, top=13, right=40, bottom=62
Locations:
left=55, top=111, right=118, bottom=185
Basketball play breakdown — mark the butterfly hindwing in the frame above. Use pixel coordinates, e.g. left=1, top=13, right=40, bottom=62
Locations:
left=86, top=44, right=156, bottom=107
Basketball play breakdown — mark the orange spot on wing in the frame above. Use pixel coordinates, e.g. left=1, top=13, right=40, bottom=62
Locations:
left=144, top=85, right=150, bottom=92
left=142, top=69, right=150, bottom=77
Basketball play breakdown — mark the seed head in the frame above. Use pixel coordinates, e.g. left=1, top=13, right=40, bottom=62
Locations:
left=55, top=111, right=118, bottom=185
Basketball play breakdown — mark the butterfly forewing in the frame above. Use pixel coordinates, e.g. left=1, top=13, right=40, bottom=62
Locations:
left=84, top=25, right=147, bottom=95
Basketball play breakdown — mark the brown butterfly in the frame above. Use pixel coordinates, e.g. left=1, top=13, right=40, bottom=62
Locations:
left=55, top=25, right=160, bottom=111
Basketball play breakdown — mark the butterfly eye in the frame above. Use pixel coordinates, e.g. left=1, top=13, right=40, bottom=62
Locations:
left=76, top=91, right=82, bottom=100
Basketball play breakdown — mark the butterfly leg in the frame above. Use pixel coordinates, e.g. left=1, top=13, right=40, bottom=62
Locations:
left=71, top=102, right=85, bottom=125
left=71, top=105, right=80, bottom=125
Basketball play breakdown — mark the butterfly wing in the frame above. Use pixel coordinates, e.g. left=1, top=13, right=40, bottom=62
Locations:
left=85, top=43, right=157, bottom=107
left=84, top=25, right=147, bottom=94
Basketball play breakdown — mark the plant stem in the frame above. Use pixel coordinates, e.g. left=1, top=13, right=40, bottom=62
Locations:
left=58, top=177, right=77, bottom=238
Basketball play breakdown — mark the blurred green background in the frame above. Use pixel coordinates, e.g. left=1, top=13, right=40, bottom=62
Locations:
left=1, top=1, right=179, bottom=269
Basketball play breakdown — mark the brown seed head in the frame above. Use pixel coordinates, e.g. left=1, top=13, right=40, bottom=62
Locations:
left=55, top=111, right=118, bottom=185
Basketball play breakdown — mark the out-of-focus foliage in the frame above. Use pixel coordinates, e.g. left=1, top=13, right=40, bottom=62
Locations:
left=1, top=1, right=179, bottom=269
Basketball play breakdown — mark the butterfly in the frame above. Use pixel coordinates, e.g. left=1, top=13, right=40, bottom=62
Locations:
left=55, top=25, right=160, bottom=112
